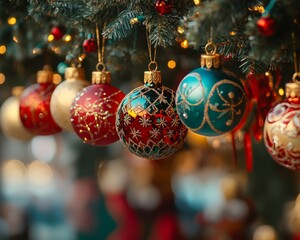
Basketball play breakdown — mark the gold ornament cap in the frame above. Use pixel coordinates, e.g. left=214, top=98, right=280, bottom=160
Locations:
left=12, top=86, right=25, bottom=97
left=285, top=82, right=300, bottom=98
left=200, top=42, right=221, bottom=69
left=92, top=71, right=111, bottom=84
left=64, top=67, right=85, bottom=81
left=144, top=71, right=162, bottom=85
left=37, top=65, right=53, bottom=83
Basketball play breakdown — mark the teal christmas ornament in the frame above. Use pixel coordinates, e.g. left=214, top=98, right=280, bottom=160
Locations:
left=175, top=43, right=247, bottom=136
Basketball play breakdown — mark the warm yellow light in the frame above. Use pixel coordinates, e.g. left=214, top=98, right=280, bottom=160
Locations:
left=48, top=34, right=55, bottom=42
left=194, top=0, right=200, bottom=5
left=78, top=53, right=86, bottom=62
left=53, top=74, right=62, bottom=84
left=2, top=159, right=26, bottom=184
left=229, top=31, right=236, bottom=36
left=181, top=39, right=189, bottom=49
left=63, top=34, right=72, bottom=42
left=177, top=26, right=185, bottom=34
left=0, top=73, right=5, bottom=84
left=0, top=45, right=6, bottom=54
left=7, top=17, right=17, bottom=25
left=167, top=60, right=176, bottom=69
left=13, top=36, right=18, bottom=43
left=28, top=160, right=53, bottom=186
left=278, top=88, right=284, bottom=96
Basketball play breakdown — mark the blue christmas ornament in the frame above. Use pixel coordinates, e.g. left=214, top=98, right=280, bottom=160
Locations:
left=175, top=43, right=247, bottom=136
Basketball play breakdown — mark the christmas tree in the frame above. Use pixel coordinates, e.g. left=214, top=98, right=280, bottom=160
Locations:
left=0, top=1, right=300, bottom=239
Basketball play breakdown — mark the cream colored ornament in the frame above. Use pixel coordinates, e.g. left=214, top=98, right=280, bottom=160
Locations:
left=263, top=82, right=300, bottom=170
left=0, top=87, right=33, bottom=141
left=50, top=67, right=88, bottom=131
left=253, top=225, right=277, bottom=240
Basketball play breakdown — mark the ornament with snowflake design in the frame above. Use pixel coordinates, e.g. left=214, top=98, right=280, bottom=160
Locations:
left=116, top=71, right=187, bottom=160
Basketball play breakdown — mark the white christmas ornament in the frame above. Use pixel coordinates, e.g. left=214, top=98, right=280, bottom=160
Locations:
left=50, top=67, right=88, bottom=131
left=0, top=87, right=33, bottom=141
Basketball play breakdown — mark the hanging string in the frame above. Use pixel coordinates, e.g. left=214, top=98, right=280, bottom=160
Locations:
left=291, top=31, right=300, bottom=83
left=209, top=26, right=213, bottom=43
left=146, top=29, right=158, bottom=72
left=95, top=22, right=106, bottom=71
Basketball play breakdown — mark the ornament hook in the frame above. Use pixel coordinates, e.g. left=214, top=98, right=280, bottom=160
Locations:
left=205, top=42, right=217, bottom=55
left=292, top=72, right=300, bottom=83
left=148, top=61, right=158, bottom=72
left=96, top=62, right=106, bottom=72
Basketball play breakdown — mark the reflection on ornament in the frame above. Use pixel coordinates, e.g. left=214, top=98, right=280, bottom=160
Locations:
left=19, top=67, right=62, bottom=135
left=71, top=71, right=125, bottom=146
left=50, top=67, right=88, bottom=131
left=176, top=68, right=246, bottom=136
left=0, top=87, right=33, bottom=141
left=264, top=83, right=300, bottom=170
left=116, top=71, right=187, bottom=160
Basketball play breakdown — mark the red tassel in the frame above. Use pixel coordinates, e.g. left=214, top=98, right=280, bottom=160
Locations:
left=244, top=131, right=253, bottom=172
left=231, top=132, right=238, bottom=169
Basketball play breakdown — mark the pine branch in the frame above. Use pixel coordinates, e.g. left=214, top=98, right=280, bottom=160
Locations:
left=103, top=10, right=140, bottom=40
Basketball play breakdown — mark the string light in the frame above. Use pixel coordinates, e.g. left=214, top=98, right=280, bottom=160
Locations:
left=13, top=36, right=18, bottom=43
left=0, top=73, right=5, bottom=84
left=177, top=26, right=185, bottom=34
left=181, top=39, right=189, bottom=49
left=194, top=0, right=200, bottom=5
left=63, top=34, right=72, bottom=42
left=48, top=34, right=55, bottom=42
left=0, top=45, right=6, bottom=54
left=167, top=60, right=176, bottom=69
left=7, top=17, right=17, bottom=25
left=278, top=88, right=284, bottom=96
left=53, top=74, right=62, bottom=84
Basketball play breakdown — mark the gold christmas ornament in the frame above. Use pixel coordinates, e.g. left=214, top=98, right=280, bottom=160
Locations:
left=0, top=86, right=33, bottom=141
left=50, top=67, right=88, bottom=131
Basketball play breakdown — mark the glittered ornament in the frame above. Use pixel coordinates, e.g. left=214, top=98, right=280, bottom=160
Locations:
left=155, top=0, right=173, bottom=15
left=70, top=70, right=125, bottom=146
left=0, top=87, right=33, bottom=141
left=175, top=43, right=247, bottom=136
left=50, top=67, right=88, bottom=131
left=264, top=82, right=300, bottom=170
left=50, top=26, right=65, bottom=40
left=116, top=71, right=188, bottom=160
left=257, top=16, right=275, bottom=37
left=83, top=38, right=97, bottom=53
left=19, top=67, right=62, bottom=135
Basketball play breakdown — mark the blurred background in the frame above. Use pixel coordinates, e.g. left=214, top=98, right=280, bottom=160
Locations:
left=1, top=1, right=300, bottom=239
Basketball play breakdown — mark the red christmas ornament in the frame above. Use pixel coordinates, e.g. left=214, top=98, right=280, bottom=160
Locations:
left=264, top=82, right=300, bottom=170
left=70, top=71, right=125, bottom=146
left=155, top=0, right=173, bottom=15
left=116, top=71, right=187, bottom=160
left=50, top=26, right=65, bottom=40
left=82, top=38, right=97, bottom=53
left=256, top=16, right=275, bottom=37
left=19, top=67, right=62, bottom=135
